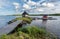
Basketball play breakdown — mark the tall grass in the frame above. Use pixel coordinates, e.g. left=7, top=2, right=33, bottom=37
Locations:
left=18, top=26, right=57, bottom=39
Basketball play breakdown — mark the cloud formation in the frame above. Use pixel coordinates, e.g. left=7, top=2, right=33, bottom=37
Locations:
left=36, top=8, right=44, bottom=12
left=0, top=0, right=60, bottom=15
left=22, top=0, right=55, bottom=13
left=13, top=2, right=20, bottom=12
left=42, top=3, right=55, bottom=8
left=27, top=0, right=36, bottom=6
left=23, top=4, right=31, bottom=9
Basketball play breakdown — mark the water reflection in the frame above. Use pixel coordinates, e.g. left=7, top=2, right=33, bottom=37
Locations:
left=41, top=20, right=47, bottom=29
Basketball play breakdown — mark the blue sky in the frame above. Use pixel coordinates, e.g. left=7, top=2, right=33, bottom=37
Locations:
left=0, top=0, right=60, bottom=15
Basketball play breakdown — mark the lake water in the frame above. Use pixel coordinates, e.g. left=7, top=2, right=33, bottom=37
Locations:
left=0, top=16, right=16, bottom=28
left=0, top=16, right=60, bottom=38
left=30, top=16, right=60, bottom=38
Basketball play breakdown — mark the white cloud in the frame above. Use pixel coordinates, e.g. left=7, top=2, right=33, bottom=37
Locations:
left=22, top=0, right=58, bottom=14
left=42, top=3, right=55, bottom=8
left=47, top=3, right=55, bottom=7
left=13, top=2, right=19, bottom=6
left=42, top=3, right=47, bottom=6
left=13, top=2, right=20, bottom=11
left=36, top=8, right=44, bottom=12
left=23, top=4, right=31, bottom=9
left=22, top=0, right=45, bottom=13
left=27, top=0, right=37, bottom=6
left=23, top=0, right=41, bottom=9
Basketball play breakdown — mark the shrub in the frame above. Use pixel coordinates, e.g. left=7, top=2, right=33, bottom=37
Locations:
left=19, top=26, right=57, bottom=39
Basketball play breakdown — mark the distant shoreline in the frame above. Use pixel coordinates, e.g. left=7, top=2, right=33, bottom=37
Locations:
left=7, top=14, right=60, bottom=16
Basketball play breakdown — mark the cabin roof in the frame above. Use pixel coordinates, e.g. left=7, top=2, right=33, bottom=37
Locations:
left=22, top=11, right=29, bottom=15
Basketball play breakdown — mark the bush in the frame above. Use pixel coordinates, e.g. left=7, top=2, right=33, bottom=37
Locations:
left=18, top=26, right=57, bottom=39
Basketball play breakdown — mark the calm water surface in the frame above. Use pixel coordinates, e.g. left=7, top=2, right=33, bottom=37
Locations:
left=30, top=16, right=60, bottom=38
left=0, top=16, right=16, bottom=28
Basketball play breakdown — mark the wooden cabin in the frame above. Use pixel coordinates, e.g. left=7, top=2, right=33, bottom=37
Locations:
left=22, top=11, right=29, bottom=17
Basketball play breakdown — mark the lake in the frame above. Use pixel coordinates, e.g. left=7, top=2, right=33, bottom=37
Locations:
left=0, top=16, right=16, bottom=28
left=30, top=16, right=60, bottom=39
left=0, top=16, right=60, bottom=38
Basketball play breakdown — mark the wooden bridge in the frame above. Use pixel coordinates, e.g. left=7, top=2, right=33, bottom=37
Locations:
left=0, top=20, right=22, bottom=35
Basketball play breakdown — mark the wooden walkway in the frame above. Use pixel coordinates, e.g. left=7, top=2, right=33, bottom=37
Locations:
left=0, top=20, right=21, bottom=35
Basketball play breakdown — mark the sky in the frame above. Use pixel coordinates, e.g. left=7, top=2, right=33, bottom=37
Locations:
left=0, top=0, right=60, bottom=15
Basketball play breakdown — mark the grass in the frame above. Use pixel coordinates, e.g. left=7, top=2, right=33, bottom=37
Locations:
left=0, top=26, right=57, bottom=39
left=16, top=17, right=32, bottom=24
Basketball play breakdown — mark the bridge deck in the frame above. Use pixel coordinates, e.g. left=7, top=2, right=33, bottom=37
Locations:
left=0, top=20, right=21, bottom=35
